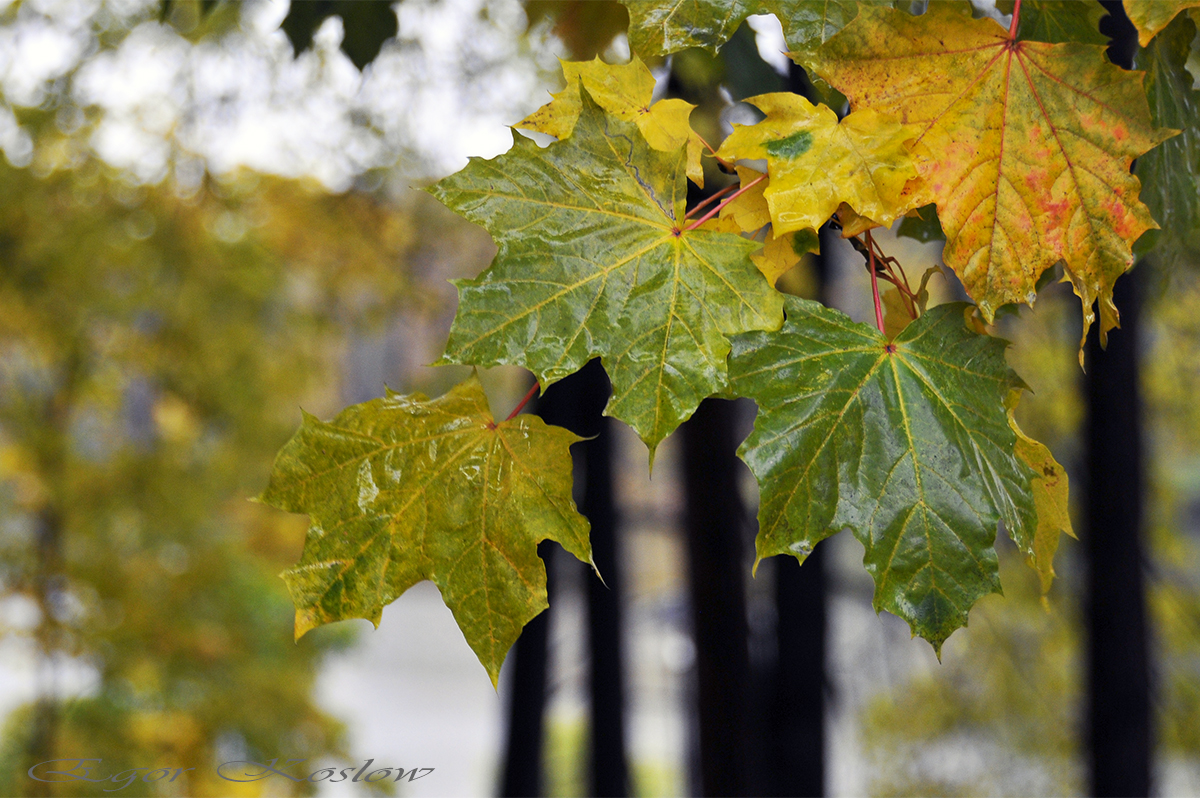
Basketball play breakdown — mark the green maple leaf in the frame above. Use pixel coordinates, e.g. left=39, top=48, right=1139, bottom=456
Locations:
left=729, top=297, right=1039, bottom=652
left=621, top=0, right=858, bottom=57
left=258, top=374, right=592, bottom=686
left=998, top=0, right=1108, bottom=45
left=431, top=89, right=783, bottom=459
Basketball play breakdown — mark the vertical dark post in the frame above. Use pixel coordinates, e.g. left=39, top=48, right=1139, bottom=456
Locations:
left=1088, top=5, right=1152, bottom=795
left=576, top=361, right=630, bottom=798
left=500, top=547, right=555, bottom=798
left=500, top=360, right=629, bottom=798
left=499, top=377, right=570, bottom=798
left=682, top=398, right=752, bottom=797
left=769, top=552, right=825, bottom=797
left=1084, top=274, right=1152, bottom=796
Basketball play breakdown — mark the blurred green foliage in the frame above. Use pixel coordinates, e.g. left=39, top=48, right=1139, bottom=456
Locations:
left=0, top=135, right=415, bottom=793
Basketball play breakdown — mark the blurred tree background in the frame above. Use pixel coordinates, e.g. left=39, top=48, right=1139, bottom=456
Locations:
left=0, top=0, right=448, bottom=794
left=0, top=158, right=419, bottom=794
left=0, top=0, right=1197, bottom=797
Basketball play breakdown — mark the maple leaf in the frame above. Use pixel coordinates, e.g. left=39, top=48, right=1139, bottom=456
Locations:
left=1124, top=0, right=1200, bottom=46
left=431, top=89, right=783, bottom=459
left=881, top=284, right=915, bottom=340
left=699, top=165, right=819, bottom=285
left=715, top=92, right=930, bottom=236
left=1006, top=390, right=1073, bottom=594
left=811, top=2, right=1176, bottom=354
left=517, top=54, right=705, bottom=187
left=621, top=0, right=858, bottom=57
left=712, top=165, right=772, bottom=234
left=1134, top=10, right=1200, bottom=273
left=729, top=296, right=1038, bottom=652
left=258, top=374, right=592, bottom=686
left=998, top=0, right=1108, bottom=45
left=752, top=228, right=820, bottom=285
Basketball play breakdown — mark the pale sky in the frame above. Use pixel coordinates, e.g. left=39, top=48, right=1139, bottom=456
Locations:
left=0, top=0, right=815, bottom=192
left=1, top=0, right=565, bottom=189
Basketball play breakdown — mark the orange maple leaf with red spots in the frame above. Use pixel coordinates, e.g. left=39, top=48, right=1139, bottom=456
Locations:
left=812, top=2, right=1175, bottom=352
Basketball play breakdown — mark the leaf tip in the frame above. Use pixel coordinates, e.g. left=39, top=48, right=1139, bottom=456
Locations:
left=591, top=559, right=608, bottom=589
left=293, top=608, right=321, bottom=642
left=644, top=440, right=658, bottom=476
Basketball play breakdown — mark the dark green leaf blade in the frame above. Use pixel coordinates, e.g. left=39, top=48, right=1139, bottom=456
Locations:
left=1000, top=0, right=1109, bottom=44
left=730, top=297, right=1038, bottom=652
left=430, top=89, right=782, bottom=458
left=1135, top=12, right=1200, bottom=271
left=280, top=0, right=398, bottom=70
left=259, top=374, right=592, bottom=686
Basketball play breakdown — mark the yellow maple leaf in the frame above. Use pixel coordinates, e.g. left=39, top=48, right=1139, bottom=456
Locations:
left=812, top=3, right=1176, bottom=355
left=752, top=228, right=819, bottom=286
left=718, top=166, right=772, bottom=233
left=715, top=92, right=930, bottom=237
left=517, top=55, right=705, bottom=186
left=1006, top=390, right=1074, bottom=594
left=698, top=166, right=818, bottom=285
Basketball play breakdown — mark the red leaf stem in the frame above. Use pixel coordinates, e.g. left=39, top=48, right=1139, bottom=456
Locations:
left=684, top=182, right=738, bottom=220
left=1008, top=0, right=1022, bottom=39
left=683, top=174, right=767, bottom=231
left=867, top=230, right=886, bottom=334
left=504, top=381, right=540, bottom=422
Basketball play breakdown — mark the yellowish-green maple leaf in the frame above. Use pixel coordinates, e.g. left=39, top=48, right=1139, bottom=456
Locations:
left=621, top=0, right=858, bottom=57
left=431, top=89, right=783, bottom=459
left=1124, top=0, right=1200, bottom=46
left=259, top=374, right=592, bottom=687
left=812, top=2, right=1176, bottom=354
left=517, top=55, right=705, bottom=187
left=729, top=297, right=1040, bottom=653
left=1006, top=390, right=1074, bottom=594
left=715, top=92, right=930, bottom=236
